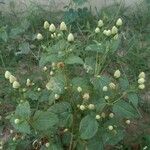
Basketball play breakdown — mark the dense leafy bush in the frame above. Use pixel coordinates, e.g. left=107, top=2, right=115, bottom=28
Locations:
left=1, top=19, right=148, bottom=149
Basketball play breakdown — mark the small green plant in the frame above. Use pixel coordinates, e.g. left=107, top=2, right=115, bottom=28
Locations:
left=2, top=18, right=147, bottom=149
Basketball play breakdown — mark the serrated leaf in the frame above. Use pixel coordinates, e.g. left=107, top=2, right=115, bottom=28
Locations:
left=15, top=101, right=31, bottom=119
left=113, top=100, right=138, bottom=118
left=119, top=78, right=129, bottom=91
left=128, top=93, right=139, bottom=107
left=48, top=102, right=72, bottom=127
left=32, top=111, right=59, bottom=131
left=94, top=98, right=107, bottom=112
left=18, top=42, right=30, bottom=54
left=103, top=130, right=125, bottom=145
left=87, top=133, right=104, bottom=150
left=46, top=75, right=65, bottom=94
left=10, top=117, right=30, bottom=134
left=39, top=54, right=60, bottom=66
left=79, top=115, right=98, bottom=140
left=65, top=55, right=84, bottom=65
left=71, top=77, right=91, bottom=92
left=91, top=76, right=111, bottom=90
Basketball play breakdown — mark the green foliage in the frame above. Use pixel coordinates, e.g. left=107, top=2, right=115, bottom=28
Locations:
left=79, top=115, right=98, bottom=139
left=0, top=0, right=150, bottom=149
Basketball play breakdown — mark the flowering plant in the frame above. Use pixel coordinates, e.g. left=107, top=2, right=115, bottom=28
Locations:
left=2, top=18, right=146, bottom=149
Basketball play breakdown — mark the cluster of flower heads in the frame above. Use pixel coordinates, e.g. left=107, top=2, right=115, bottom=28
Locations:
left=138, top=72, right=146, bottom=89
left=5, top=71, right=20, bottom=89
left=95, top=18, right=123, bottom=39
left=36, top=21, right=74, bottom=42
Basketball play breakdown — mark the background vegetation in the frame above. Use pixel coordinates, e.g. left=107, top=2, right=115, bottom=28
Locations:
left=0, top=0, right=150, bottom=149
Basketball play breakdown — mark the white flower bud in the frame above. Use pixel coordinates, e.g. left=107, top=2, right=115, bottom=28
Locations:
left=101, top=112, right=106, bottom=118
left=114, top=70, right=121, bottom=78
left=111, top=26, right=118, bottom=34
left=83, top=93, right=90, bottom=100
left=53, top=33, right=57, bottom=37
left=104, top=96, right=109, bottom=100
left=116, top=18, right=123, bottom=26
left=9, top=75, right=17, bottom=83
left=95, top=115, right=101, bottom=120
left=67, top=33, right=74, bottom=42
left=37, top=33, right=43, bottom=40
left=10, top=130, right=13, bottom=134
left=55, top=94, right=60, bottom=100
left=22, top=88, right=27, bottom=92
left=14, top=118, right=20, bottom=124
left=58, top=33, right=62, bottom=37
left=60, top=21, right=67, bottom=31
left=44, top=21, right=49, bottom=29
left=138, top=72, right=145, bottom=78
left=105, top=30, right=111, bottom=36
left=43, top=66, right=47, bottom=71
left=102, top=86, right=108, bottom=92
left=77, top=86, right=82, bottom=92
left=113, top=34, right=119, bottom=40
left=37, top=88, right=41, bottom=91
left=138, top=78, right=145, bottom=84
left=108, top=125, right=113, bottom=130
left=51, top=34, right=54, bottom=38
left=98, top=20, right=104, bottom=27
left=138, top=84, right=145, bottom=90
left=95, top=27, right=100, bottom=33
left=109, top=113, right=114, bottom=118
left=63, top=128, right=68, bottom=132
left=12, top=81, right=20, bottom=89
left=88, top=104, right=95, bottom=110
left=50, top=71, right=54, bottom=76
left=109, top=82, right=116, bottom=89
left=103, top=30, right=107, bottom=35
left=125, top=119, right=131, bottom=124
left=13, top=137, right=16, bottom=141
left=80, top=105, right=85, bottom=110
left=45, top=142, right=50, bottom=147
left=49, top=24, right=56, bottom=32
left=26, top=79, right=31, bottom=86
left=5, top=71, right=11, bottom=79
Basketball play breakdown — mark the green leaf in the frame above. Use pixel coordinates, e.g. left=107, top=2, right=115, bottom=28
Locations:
left=128, top=93, right=139, bottom=107
left=73, top=0, right=87, bottom=5
left=109, top=38, right=121, bottom=52
left=10, top=117, right=30, bottom=134
left=0, top=29, right=8, bottom=42
left=91, top=76, right=111, bottom=90
left=32, top=111, right=59, bottom=131
left=24, top=91, right=40, bottom=101
left=94, top=98, right=107, bottom=112
left=119, top=78, right=129, bottom=91
left=85, top=44, right=105, bottom=53
left=65, top=55, right=84, bottom=65
left=18, top=42, right=30, bottom=54
left=103, top=130, right=125, bottom=145
left=71, top=77, right=91, bottom=92
left=79, top=115, right=98, bottom=140
left=46, top=143, right=63, bottom=150
left=39, top=54, right=60, bottom=66
left=113, top=100, right=139, bottom=118
left=15, top=101, right=31, bottom=119
left=48, top=102, right=71, bottom=114
left=46, top=74, right=65, bottom=94
left=87, top=133, right=104, bottom=150
left=48, top=102, right=72, bottom=127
